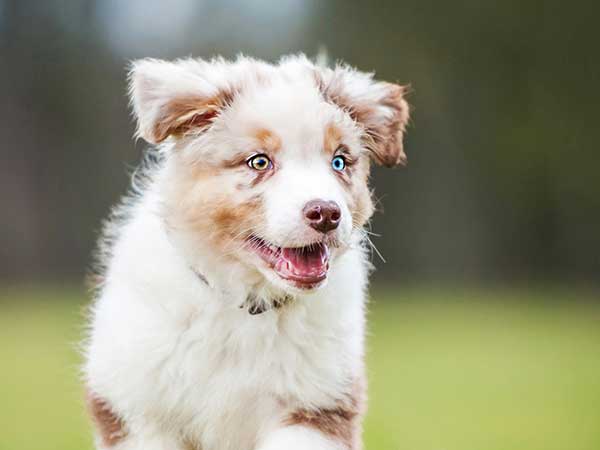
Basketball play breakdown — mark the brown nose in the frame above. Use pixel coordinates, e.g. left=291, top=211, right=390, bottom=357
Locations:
left=303, top=199, right=341, bottom=233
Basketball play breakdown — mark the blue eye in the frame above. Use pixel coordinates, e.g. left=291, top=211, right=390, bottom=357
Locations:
left=331, top=155, right=346, bottom=172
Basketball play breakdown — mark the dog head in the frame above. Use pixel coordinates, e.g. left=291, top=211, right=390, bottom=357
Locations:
left=129, top=55, right=409, bottom=294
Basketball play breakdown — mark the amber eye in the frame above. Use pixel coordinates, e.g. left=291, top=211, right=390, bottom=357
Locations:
left=247, top=154, right=272, bottom=171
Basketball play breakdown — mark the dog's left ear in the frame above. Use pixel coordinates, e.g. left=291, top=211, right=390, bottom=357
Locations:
left=317, top=66, right=410, bottom=167
left=128, top=58, right=233, bottom=144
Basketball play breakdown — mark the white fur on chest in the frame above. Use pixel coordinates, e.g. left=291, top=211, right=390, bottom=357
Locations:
left=85, top=195, right=368, bottom=450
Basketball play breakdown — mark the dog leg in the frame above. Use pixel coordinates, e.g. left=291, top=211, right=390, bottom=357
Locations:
left=256, top=426, right=352, bottom=450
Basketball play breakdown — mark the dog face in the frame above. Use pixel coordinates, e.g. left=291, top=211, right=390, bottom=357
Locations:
left=129, top=56, right=409, bottom=293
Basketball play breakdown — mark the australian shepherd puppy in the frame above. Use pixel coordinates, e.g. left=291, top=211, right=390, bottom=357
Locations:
left=84, top=54, right=409, bottom=450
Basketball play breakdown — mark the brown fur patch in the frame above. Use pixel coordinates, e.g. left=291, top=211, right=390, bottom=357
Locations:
left=324, top=123, right=343, bottom=155
left=182, top=436, right=202, bottom=450
left=164, top=150, right=267, bottom=257
left=285, top=378, right=366, bottom=449
left=348, top=158, right=374, bottom=229
left=85, top=390, right=127, bottom=447
left=317, top=72, right=410, bottom=167
left=370, top=83, right=410, bottom=167
left=222, top=153, right=250, bottom=169
left=254, top=128, right=282, bottom=153
left=152, top=90, right=235, bottom=143
left=211, top=195, right=262, bottom=237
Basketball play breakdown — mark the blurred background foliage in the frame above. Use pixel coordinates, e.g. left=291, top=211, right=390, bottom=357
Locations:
left=1, top=0, right=599, bottom=284
left=1, top=1, right=599, bottom=450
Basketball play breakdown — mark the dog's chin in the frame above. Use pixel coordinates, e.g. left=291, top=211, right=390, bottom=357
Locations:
left=244, top=236, right=332, bottom=293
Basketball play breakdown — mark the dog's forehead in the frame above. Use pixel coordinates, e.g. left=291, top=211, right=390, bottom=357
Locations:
left=228, top=76, right=339, bottom=148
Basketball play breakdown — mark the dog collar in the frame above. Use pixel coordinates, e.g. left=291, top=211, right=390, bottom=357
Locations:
left=191, top=266, right=290, bottom=315
left=243, top=294, right=291, bottom=315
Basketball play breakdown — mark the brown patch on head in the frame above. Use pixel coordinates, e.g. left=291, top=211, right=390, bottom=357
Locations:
left=254, top=128, right=282, bottom=153
left=331, top=150, right=374, bottom=230
left=348, top=161, right=374, bottom=229
left=316, top=70, right=410, bottom=168
left=364, top=83, right=410, bottom=167
left=285, top=377, right=366, bottom=449
left=211, top=195, right=263, bottom=239
left=151, top=90, right=235, bottom=144
left=324, top=123, right=343, bottom=155
left=164, top=147, right=268, bottom=259
left=85, top=389, right=127, bottom=447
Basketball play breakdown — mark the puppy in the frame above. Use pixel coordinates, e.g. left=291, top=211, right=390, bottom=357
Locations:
left=84, top=54, right=409, bottom=450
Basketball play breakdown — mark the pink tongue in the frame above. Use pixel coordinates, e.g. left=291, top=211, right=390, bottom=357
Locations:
left=280, top=244, right=329, bottom=277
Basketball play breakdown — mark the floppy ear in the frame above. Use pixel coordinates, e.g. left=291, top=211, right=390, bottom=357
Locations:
left=317, top=66, right=410, bottom=167
left=128, top=59, right=233, bottom=144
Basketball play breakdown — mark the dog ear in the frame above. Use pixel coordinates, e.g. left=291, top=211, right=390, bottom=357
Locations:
left=317, top=66, right=410, bottom=167
left=128, top=59, right=234, bottom=144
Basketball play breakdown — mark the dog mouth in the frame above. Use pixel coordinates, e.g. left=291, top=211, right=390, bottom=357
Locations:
left=245, top=236, right=330, bottom=289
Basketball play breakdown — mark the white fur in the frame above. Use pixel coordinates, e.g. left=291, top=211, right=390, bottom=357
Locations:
left=87, top=187, right=367, bottom=450
left=84, top=54, right=406, bottom=450
left=257, top=426, right=345, bottom=450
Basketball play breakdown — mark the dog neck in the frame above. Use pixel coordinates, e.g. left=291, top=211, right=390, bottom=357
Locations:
left=190, top=266, right=293, bottom=315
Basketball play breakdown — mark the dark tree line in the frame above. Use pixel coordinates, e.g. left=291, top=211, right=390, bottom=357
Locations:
left=1, top=0, right=598, bottom=285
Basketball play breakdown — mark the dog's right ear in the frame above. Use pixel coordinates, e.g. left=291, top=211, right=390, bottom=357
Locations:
left=128, top=59, right=234, bottom=144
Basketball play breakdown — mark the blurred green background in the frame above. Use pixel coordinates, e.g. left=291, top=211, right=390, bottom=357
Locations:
left=1, top=1, right=599, bottom=449
left=2, top=287, right=599, bottom=450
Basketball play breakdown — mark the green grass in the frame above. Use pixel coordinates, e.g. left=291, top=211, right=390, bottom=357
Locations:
left=1, top=286, right=599, bottom=450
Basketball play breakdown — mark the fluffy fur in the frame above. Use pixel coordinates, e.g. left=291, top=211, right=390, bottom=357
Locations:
left=84, top=54, right=410, bottom=450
